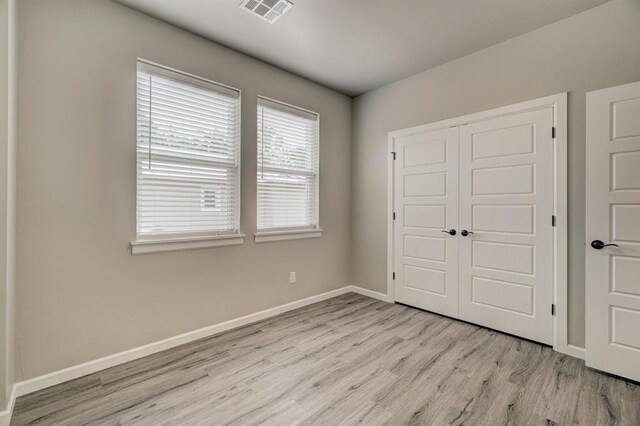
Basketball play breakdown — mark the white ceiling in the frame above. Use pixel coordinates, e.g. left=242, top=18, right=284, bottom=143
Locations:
left=115, top=0, right=612, bottom=96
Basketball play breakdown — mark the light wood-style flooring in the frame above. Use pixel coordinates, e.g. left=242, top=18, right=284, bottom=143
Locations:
left=11, top=293, right=640, bottom=425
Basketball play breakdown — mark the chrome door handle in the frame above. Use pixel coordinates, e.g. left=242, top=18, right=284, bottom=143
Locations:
left=441, top=229, right=457, bottom=236
left=591, top=240, right=619, bottom=250
left=461, top=230, right=474, bottom=237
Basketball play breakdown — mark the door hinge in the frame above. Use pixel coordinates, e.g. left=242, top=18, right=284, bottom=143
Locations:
left=551, top=304, right=556, bottom=316
left=393, top=212, right=396, bottom=220
left=392, top=272, right=396, bottom=280
left=552, top=215, right=556, bottom=227
left=552, top=127, right=556, bottom=138
left=391, top=151, right=396, bottom=160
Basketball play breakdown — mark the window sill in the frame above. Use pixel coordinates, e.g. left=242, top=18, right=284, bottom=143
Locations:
left=254, top=228, right=323, bottom=243
left=131, top=233, right=245, bottom=255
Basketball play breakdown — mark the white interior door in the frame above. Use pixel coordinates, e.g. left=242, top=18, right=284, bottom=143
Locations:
left=586, top=81, right=640, bottom=382
left=393, top=127, right=459, bottom=318
left=458, top=108, right=554, bottom=345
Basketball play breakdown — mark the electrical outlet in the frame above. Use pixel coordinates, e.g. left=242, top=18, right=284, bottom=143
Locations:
left=289, top=271, right=296, bottom=284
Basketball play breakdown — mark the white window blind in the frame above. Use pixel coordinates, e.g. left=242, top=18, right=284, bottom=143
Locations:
left=257, top=98, right=319, bottom=231
left=136, top=61, right=241, bottom=239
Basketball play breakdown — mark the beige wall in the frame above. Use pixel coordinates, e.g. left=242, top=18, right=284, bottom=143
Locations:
left=16, top=0, right=351, bottom=380
left=351, top=0, right=640, bottom=348
left=0, top=0, right=15, bottom=407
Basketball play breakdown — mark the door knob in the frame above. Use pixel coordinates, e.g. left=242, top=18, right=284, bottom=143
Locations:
left=441, top=229, right=456, bottom=236
left=591, top=240, right=619, bottom=250
left=461, top=230, right=474, bottom=237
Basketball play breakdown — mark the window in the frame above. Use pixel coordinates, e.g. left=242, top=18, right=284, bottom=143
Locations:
left=255, top=97, right=321, bottom=242
left=131, top=61, right=243, bottom=254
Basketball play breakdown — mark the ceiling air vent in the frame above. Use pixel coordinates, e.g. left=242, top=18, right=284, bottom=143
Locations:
left=240, top=0, right=293, bottom=24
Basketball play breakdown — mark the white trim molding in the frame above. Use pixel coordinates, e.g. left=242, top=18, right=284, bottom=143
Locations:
left=0, top=280, right=582, bottom=426
left=130, top=233, right=245, bottom=255
left=387, top=93, right=572, bottom=358
left=11, top=286, right=380, bottom=401
left=0, top=286, right=382, bottom=424
left=348, top=285, right=393, bottom=303
left=0, top=385, right=17, bottom=426
left=254, top=228, right=323, bottom=243
left=566, top=345, right=586, bottom=360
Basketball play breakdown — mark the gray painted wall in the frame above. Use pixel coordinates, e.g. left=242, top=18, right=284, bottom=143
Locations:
left=351, top=0, right=640, bottom=347
left=16, top=0, right=351, bottom=380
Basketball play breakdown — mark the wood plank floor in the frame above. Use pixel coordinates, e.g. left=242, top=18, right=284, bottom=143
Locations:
left=11, top=293, right=640, bottom=425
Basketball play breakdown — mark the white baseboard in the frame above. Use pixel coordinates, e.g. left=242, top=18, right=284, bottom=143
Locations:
left=3, top=282, right=586, bottom=422
left=12, top=286, right=358, bottom=402
left=566, top=344, right=586, bottom=360
left=351, top=285, right=589, bottom=361
left=0, top=384, right=17, bottom=426
left=553, top=342, right=586, bottom=361
left=0, top=285, right=394, bottom=424
left=0, top=280, right=592, bottom=426
left=348, top=285, right=393, bottom=303
left=0, top=284, right=590, bottom=426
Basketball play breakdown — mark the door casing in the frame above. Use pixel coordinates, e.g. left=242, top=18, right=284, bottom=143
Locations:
left=387, top=93, right=574, bottom=358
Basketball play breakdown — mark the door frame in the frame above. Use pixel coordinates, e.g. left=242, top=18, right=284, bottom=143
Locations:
left=387, top=93, right=576, bottom=358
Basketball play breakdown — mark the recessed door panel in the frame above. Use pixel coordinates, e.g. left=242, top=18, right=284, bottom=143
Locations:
left=611, top=256, right=640, bottom=297
left=403, top=137, right=446, bottom=166
left=473, top=205, right=534, bottom=234
left=586, top=81, right=640, bottom=382
left=459, top=108, right=554, bottom=345
left=611, top=307, right=640, bottom=351
left=472, top=124, right=534, bottom=160
left=472, top=277, right=534, bottom=316
left=611, top=205, right=640, bottom=242
left=611, top=97, right=640, bottom=140
left=404, top=265, right=446, bottom=295
left=404, top=236, right=446, bottom=262
left=612, top=151, right=640, bottom=190
left=472, top=165, right=534, bottom=195
left=404, top=172, right=446, bottom=197
left=394, top=127, right=459, bottom=318
left=472, top=241, right=534, bottom=275
left=404, top=205, right=446, bottom=229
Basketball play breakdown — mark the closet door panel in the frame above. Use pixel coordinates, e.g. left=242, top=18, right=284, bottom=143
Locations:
left=458, top=108, right=554, bottom=344
left=393, top=128, right=459, bottom=318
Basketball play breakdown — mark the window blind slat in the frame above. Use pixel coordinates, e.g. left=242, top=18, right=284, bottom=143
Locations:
left=257, top=99, right=319, bottom=231
left=136, top=63, right=240, bottom=237
left=136, top=87, right=238, bottom=116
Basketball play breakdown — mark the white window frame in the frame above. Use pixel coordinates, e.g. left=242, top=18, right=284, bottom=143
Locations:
left=131, top=59, right=244, bottom=254
left=254, top=96, right=322, bottom=243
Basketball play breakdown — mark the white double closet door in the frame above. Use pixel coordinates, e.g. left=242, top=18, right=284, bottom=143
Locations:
left=394, top=107, right=554, bottom=345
